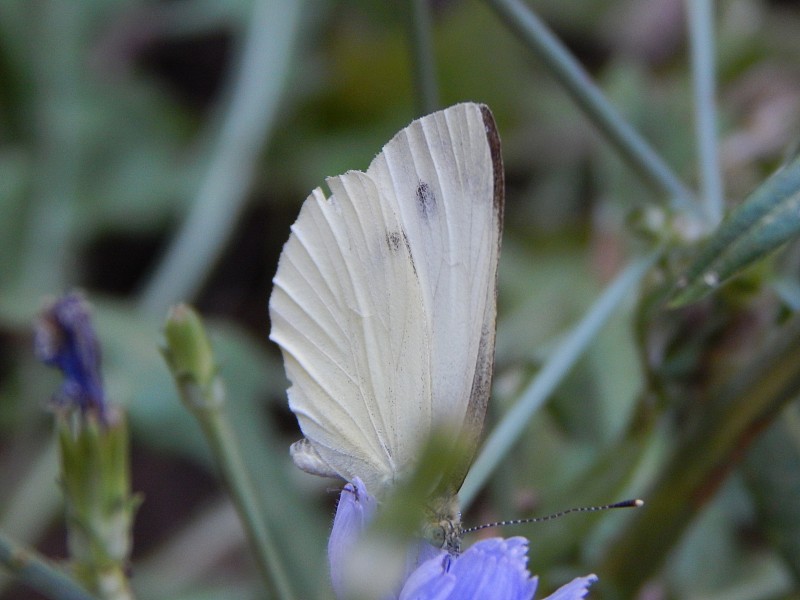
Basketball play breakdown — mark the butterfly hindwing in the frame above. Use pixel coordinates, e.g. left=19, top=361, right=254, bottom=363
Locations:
left=271, top=171, right=431, bottom=493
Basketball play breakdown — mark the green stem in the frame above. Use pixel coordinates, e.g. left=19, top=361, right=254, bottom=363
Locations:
left=687, top=0, right=724, bottom=226
left=0, top=533, right=97, bottom=600
left=162, top=306, right=295, bottom=600
left=460, top=251, right=660, bottom=508
left=599, top=311, right=800, bottom=596
left=193, top=400, right=296, bottom=600
left=484, top=0, right=695, bottom=210
left=406, top=0, right=440, bottom=115
left=138, top=0, right=303, bottom=315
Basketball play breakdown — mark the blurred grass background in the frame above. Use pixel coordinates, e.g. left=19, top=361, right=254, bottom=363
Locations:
left=1, top=0, right=800, bottom=598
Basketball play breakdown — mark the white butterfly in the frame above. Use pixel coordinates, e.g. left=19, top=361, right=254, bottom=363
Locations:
left=269, top=102, right=503, bottom=543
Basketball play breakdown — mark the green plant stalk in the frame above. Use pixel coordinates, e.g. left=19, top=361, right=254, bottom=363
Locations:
left=58, top=411, right=137, bottom=600
left=406, top=0, right=440, bottom=115
left=162, top=306, right=295, bottom=600
left=460, top=251, right=660, bottom=508
left=191, top=398, right=295, bottom=600
left=0, top=532, right=98, bottom=600
left=483, top=0, right=695, bottom=211
left=139, top=0, right=303, bottom=315
left=686, top=0, right=724, bottom=226
left=598, top=312, right=800, bottom=596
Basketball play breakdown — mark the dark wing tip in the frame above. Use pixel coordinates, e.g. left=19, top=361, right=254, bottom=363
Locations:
left=477, top=105, right=504, bottom=226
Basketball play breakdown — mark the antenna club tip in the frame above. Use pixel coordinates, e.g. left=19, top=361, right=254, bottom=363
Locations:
left=611, top=498, right=644, bottom=509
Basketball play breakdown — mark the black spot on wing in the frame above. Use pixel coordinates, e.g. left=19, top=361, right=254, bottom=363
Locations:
left=386, top=231, right=402, bottom=252
left=416, top=181, right=437, bottom=220
left=384, top=229, right=417, bottom=275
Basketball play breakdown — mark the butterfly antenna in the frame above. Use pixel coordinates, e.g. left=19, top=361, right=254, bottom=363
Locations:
left=462, top=499, right=643, bottom=535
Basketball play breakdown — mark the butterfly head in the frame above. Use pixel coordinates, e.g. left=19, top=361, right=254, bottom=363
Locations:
left=423, top=494, right=463, bottom=554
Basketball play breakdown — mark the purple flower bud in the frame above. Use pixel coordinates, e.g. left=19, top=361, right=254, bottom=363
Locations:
left=34, top=292, right=107, bottom=422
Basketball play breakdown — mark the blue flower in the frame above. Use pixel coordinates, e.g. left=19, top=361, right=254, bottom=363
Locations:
left=536, top=574, right=597, bottom=600
left=397, top=537, right=596, bottom=600
left=329, top=478, right=378, bottom=596
left=328, top=479, right=598, bottom=600
left=34, top=292, right=108, bottom=422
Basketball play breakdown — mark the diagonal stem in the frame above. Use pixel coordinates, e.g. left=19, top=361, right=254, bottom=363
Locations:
left=687, top=0, right=724, bottom=226
left=139, top=0, right=303, bottom=315
left=0, top=533, right=98, bottom=600
left=461, top=251, right=660, bottom=509
left=484, top=0, right=696, bottom=211
left=406, top=0, right=440, bottom=115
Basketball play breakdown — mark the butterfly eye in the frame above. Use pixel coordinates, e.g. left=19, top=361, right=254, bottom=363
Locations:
left=425, top=518, right=462, bottom=554
left=422, top=519, right=452, bottom=550
left=430, top=526, right=446, bottom=547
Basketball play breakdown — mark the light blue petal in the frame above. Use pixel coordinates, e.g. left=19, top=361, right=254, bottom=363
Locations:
left=328, top=478, right=377, bottom=598
left=399, top=553, right=455, bottom=600
left=399, top=537, right=538, bottom=600
left=542, top=574, right=598, bottom=600
left=448, top=538, right=538, bottom=599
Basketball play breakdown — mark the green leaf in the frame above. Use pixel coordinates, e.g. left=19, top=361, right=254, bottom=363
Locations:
left=670, top=156, right=800, bottom=307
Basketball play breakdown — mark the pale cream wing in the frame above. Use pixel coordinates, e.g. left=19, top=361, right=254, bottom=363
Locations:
left=270, top=170, right=432, bottom=495
left=270, top=103, right=503, bottom=497
left=367, top=103, right=503, bottom=492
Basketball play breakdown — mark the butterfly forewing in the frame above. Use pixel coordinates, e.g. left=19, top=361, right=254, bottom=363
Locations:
left=370, top=104, right=503, bottom=492
left=269, top=102, right=503, bottom=498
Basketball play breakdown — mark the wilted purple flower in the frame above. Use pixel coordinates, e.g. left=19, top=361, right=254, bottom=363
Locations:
left=328, top=479, right=598, bottom=600
left=34, top=292, right=107, bottom=422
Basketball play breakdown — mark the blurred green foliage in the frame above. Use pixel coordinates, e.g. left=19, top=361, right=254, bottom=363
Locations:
left=1, top=0, right=800, bottom=599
